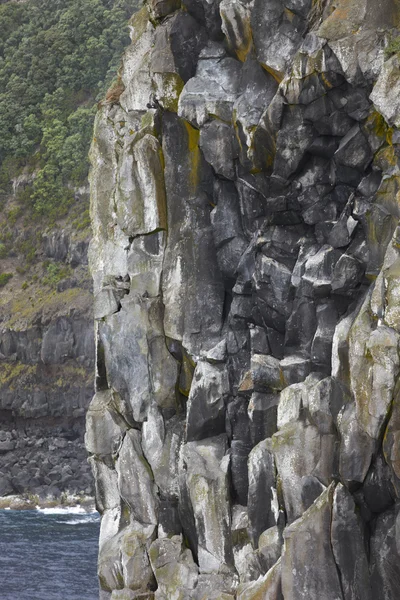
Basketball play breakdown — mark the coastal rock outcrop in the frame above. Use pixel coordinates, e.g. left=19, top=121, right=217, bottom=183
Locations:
left=0, top=222, right=95, bottom=500
left=87, top=0, right=400, bottom=597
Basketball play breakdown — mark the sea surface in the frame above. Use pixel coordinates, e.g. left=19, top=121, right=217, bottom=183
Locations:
left=0, top=507, right=100, bottom=600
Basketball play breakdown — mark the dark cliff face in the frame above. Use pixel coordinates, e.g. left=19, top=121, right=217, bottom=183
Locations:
left=87, top=0, right=400, bottom=598
left=0, top=221, right=95, bottom=500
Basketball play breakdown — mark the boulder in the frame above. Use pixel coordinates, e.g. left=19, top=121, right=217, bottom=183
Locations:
left=331, top=484, right=372, bottom=600
left=272, top=421, right=335, bottom=522
left=281, top=485, right=343, bottom=600
left=186, top=361, right=229, bottom=441
left=116, top=430, right=158, bottom=525
left=182, top=435, right=233, bottom=572
left=247, top=439, right=278, bottom=547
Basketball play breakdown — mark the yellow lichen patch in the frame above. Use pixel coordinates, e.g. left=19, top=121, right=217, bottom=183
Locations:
left=320, top=71, right=334, bottom=90
left=4, top=287, right=91, bottom=331
left=235, top=38, right=253, bottom=63
left=183, top=120, right=201, bottom=190
left=365, top=110, right=391, bottom=144
left=284, top=7, right=296, bottom=23
left=179, top=354, right=194, bottom=396
left=376, top=175, right=400, bottom=217
left=155, top=72, right=184, bottom=113
left=259, top=62, right=284, bottom=83
left=374, top=145, right=399, bottom=171
left=0, top=363, right=36, bottom=389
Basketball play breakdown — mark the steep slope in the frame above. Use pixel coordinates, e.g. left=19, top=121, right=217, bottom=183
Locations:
left=88, top=0, right=400, bottom=598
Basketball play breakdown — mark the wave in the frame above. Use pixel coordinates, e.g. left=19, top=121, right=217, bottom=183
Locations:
left=58, top=515, right=100, bottom=525
left=36, top=506, right=97, bottom=515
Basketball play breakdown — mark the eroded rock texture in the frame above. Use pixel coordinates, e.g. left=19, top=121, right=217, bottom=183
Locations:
left=87, top=0, right=400, bottom=597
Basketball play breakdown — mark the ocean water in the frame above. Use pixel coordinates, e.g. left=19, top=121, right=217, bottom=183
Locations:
left=0, top=507, right=100, bottom=600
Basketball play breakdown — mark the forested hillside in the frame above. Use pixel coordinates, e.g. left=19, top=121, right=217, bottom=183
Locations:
left=0, top=0, right=132, bottom=219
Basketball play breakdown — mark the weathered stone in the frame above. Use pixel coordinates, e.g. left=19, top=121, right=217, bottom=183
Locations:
left=273, top=110, right=314, bottom=179
left=182, top=435, right=233, bottom=572
left=247, top=438, right=278, bottom=547
left=149, top=535, right=198, bottom=599
left=151, top=12, right=206, bottom=83
left=272, top=421, right=336, bottom=522
left=220, top=0, right=252, bottom=62
left=285, top=296, right=317, bottom=354
left=349, top=298, right=400, bottom=440
left=331, top=483, right=372, bottom=600
left=311, top=302, right=338, bottom=366
left=147, top=0, right=180, bottom=20
left=231, top=439, right=251, bottom=506
left=338, top=402, right=374, bottom=489
left=161, top=112, right=224, bottom=354
left=183, top=0, right=223, bottom=40
left=115, top=134, right=167, bottom=237
left=237, top=559, right=282, bottom=600
left=253, top=254, right=292, bottom=319
left=258, top=526, right=282, bottom=574
left=89, top=457, right=120, bottom=514
left=178, top=52, right=242, bottom=127
left=251, top=0, right=311, bottom=77
left=116, top=430, right=158, bottom=524
left=87, top=2, right=400, bottom=598
left=371, top=55, right=400, bottom=128
left=383, top=379, right=400, bottom=498
left=200, top=121, right=237, bottom=180
left=192, top=573, right=239, bottom=600
left=277, top=383, right=303, bottom=429
left=99, top=522, right=156, bottom=593
left=234, top=58, right=278, bottom=158
left=281, top=485, right=343, bottom=600
left=250, top=354, right=283, bottom=392
left=186, top=361, right=229, bottom=441
left=100, top=297, right=178, bottom=421
left=363, top=452, right=395, bottom=513
left=303, top=245, right=342, bottom=294
left=248, top=392, right=279, bottom=445
left=334, top=125, right=372, bottom=171
left=370, top=508, right=400, bottom=600
left=280, top=355, right=311, bottom=386
left=85, top=391, right=122, bottom=456
left=142, top=407, right=184, bottom=498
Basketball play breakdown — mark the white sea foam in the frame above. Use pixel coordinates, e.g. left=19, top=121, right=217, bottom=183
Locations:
left=59, top=515, right=100, bottom=525
left=36, top=505, right=97, bottom=515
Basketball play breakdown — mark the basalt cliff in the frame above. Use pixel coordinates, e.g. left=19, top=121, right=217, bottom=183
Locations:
left=87, top=0, right=400, bottom=598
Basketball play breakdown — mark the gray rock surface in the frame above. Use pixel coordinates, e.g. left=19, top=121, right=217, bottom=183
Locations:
left=86, top=0, right=400, bottom=597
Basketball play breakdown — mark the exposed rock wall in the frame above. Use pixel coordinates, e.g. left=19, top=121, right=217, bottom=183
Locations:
left=87, top=0, right=400, bottom=597
left=0, top=223, right=95, bottom=499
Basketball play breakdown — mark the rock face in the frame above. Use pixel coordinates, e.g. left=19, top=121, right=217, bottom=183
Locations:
left=87, top=0, right=400, bottom=597
left=0, top=222, right=95, bottom=499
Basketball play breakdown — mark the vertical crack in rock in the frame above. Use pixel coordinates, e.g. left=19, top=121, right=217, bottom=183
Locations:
left=87, top=1, right=400, bottom=598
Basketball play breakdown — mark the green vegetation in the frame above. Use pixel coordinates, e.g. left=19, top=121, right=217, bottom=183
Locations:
left=0, top=0, right=135, bottom=218
left=42, top=262, right=71, bottom=287
left=0, top=273, right=13, bottom=287
left=385, top=34, right=400, bottom=58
